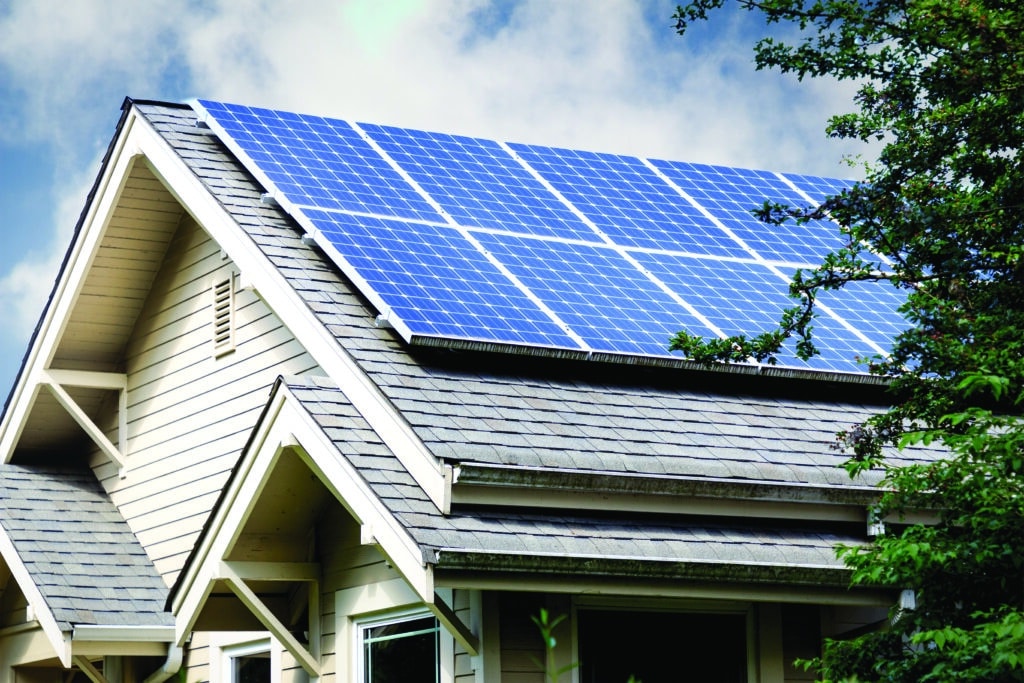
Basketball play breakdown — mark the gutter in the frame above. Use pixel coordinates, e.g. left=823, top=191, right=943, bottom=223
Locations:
left=72, top=624, right=182, bottom=682
left=452, top=462, right=882, bottom=505
left=142, top=644, right=184, bottom=683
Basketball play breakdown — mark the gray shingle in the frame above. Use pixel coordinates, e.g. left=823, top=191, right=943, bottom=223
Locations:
left=0, top=465, right=172, bottom=629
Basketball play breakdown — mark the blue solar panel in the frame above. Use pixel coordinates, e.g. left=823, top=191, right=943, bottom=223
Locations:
left=633, top=253, right=887, bottom=373
left=196, top=99, right=904, bottom=374
left=650, top=160, right=847, bottom=264
left=360, top=124, right=600, bottom=242
left=509, top=144, right=752, bottom=258
left=302, top=210, right=583, bottom=348
left=816, top=279, right=908, bottom=356
left=473, top=232, right=718, bottom=357
left=782, top=172, right=855, bottom=203
left=196, top=100, right=443, bottom=221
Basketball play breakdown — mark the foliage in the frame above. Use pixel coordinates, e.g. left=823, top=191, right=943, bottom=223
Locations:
left=530, top=609, right=642, bottom=682
left=531, top=608, right=579, bottom=683
left=673, top=1, right=1024, bottom=681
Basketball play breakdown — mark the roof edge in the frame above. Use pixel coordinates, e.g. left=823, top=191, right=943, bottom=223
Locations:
left=452, top=463, right=880, bottom=507
left=431, top=549, right=854, bottom=587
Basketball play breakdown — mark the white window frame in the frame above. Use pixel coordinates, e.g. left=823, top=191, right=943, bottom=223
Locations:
left=210, top=632, right=283, bottom=683
left=354, top=607, right=454, bottom=683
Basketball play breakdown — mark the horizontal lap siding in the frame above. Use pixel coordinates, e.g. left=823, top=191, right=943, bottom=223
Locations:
left=98, top=216, right=320, bottom=587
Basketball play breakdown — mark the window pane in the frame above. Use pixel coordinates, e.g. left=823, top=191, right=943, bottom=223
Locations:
left=363, top=616, right=439, bottom=683
left=578, top=610, right=747, bottom=683
left=233, top=652, right=271, bottom=683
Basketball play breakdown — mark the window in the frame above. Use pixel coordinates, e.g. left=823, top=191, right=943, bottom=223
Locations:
left=214, top=635, right=281, bottom=683
left=359, top=613, right=440, bottom=683
left=232, top=650, right=271, bottom=683
left=577, top=609, right=748, bottom=683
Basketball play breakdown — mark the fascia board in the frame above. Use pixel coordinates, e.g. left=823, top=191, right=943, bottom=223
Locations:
left=0, top=526, right=70, bottom=666
left=436, top=567, right=892, bottom=607
left=72, top=625, right=176, bottom=642
left=279, top=386, right=433, bottom=601
left=171, top=384, right=290, bottom=635
left=0, top=111, right=142, bottom=463
left=172, top=387, right=431, bottom=639
left=454, top=463, right=881, bottom=503
left=130, top=109, right=447, bottom=511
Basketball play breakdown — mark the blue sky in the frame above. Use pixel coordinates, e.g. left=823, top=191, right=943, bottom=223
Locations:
left=0, top=0, right=872, bottom=400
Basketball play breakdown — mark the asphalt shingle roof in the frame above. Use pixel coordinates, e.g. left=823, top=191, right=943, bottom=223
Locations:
left=282, top=375, right=861, bottom=584
left=0, top=464, right=172, bottom=629
left=134, top=101, right=926, bottom=493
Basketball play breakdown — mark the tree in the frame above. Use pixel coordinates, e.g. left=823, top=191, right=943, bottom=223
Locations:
left=672, top=1, right=1024, bottom=680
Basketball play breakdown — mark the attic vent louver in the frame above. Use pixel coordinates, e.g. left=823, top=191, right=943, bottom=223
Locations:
left=212, top=274, right=236, bottom=357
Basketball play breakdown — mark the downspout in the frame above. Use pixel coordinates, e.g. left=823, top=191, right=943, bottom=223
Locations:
left=141, top=644, right=184, bottom=683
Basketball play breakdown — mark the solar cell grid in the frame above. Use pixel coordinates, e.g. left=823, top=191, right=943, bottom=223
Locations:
left=198, top=99, right=904, bottom=374
left=632, top=253, right=795, bottom=336
left=817, top=279, right=908, bottom=354
left=782, top=172, right=854, bottom=203
left=197, top=100, right=443, bottom=221
left=651, top=159, right=848, bottom=264
left=359, top=123, right=600, bottom=242
left=302, top=209, right=582, bottom=348
left=510, top=143, right=751, bottom=258
left=474, top=232, right=718, bottom=357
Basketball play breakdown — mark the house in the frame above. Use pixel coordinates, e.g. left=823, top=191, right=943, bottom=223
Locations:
left=0, top=98, right=917, bottom=682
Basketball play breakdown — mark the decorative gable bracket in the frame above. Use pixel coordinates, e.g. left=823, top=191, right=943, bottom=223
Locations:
left=38, top=369, right=128, bottom=478
left=215, top=560, right=322, bottom=678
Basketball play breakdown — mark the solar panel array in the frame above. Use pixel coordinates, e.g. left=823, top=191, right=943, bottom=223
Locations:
left=196, top=99, right=903, bottom=374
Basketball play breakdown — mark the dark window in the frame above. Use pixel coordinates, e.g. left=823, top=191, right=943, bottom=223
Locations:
left=578, top=610, right=747, bottom=683
left=232, top=651, right=271, bottom=683
left=362, top=615, right=440, bottom=683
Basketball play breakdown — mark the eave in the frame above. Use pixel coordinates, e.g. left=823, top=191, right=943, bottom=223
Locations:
left=450, top=462, right=881, bottom=524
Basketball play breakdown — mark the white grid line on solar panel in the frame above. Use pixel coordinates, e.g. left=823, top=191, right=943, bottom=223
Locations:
left=195, top=100, right=444, bottom=222
left=301, top=209, right=586, bottom=349
left=777, top=171, right=895, bottom=272
left=639, top=158, right=776, bottom=266
left=473, top=231, right=723, bottom=357
left=496, top=141, right=732, bottom=340
left=649, top=159, right=849, bottom=264
left=508, top=143, right=753, bottom=259
left=816, top=279, right=908, bottom=355
left=356, top=123, right=601, bottom=242
left=631, top=252, right=882, bottom=373
left=338, top=128, right=594, bottom=352
left=781, top=172, right=855, bottom=204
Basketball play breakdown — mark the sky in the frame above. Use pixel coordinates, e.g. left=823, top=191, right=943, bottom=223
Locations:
left=0, top=0, right=874, bottom=401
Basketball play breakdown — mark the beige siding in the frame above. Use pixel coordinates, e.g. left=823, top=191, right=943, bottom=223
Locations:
left=180, top=631, right=211, bottom=683
left=95, top=215, right=319, bottom=586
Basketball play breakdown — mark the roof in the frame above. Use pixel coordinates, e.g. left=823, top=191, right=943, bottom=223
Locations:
left=0, top=464, right=172, bottom=630
left=133, top=100, right=926, bottom=494
left=133, top=97, right=933, bottom=609
left=282, top=374, right=863, bottom=587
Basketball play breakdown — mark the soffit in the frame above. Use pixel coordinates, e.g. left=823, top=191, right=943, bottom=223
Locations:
left=52, top=160, right=183, bottom=371
left=14, top=161, right=184, bottom=456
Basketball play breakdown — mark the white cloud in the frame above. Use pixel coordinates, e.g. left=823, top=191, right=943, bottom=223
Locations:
left=175, top=0, right=869, bottom=173
left=0, top=0, right=876, bottom=389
